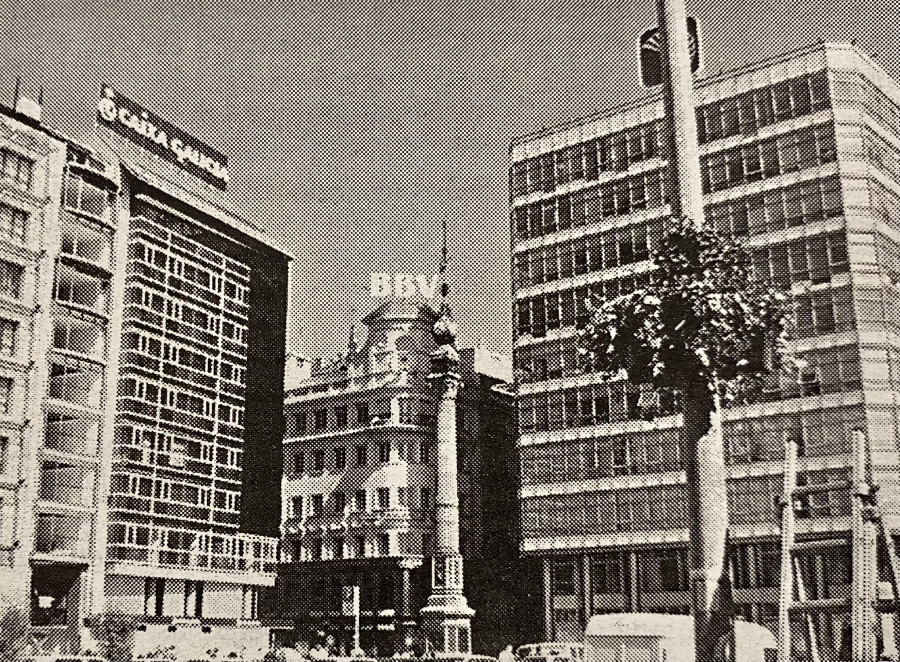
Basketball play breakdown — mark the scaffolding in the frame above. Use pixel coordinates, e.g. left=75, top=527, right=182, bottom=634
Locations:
left=777, top=429, right=900, bottom=661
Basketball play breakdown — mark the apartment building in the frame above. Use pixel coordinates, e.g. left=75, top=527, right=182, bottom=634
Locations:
left=274, top=300, right=538, bottom=654
left=0, top=85, right=289, bottom=655
left=509, top=43, right=900, bottom=658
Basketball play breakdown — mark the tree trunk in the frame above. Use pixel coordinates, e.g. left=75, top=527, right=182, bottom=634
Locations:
left=682, top=382, right=730, bottom=662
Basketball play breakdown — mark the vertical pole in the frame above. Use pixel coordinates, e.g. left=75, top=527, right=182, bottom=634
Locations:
left=656, top=0, right=705, bottom=226
left=778, top=436, right=797, bottom=662
left=851, top=429, right=877, bottom=662
left=792, top=556, right=820, bottom=662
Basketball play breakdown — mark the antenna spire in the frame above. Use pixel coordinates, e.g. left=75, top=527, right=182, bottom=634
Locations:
left=439, top=215, right=450, bottom=305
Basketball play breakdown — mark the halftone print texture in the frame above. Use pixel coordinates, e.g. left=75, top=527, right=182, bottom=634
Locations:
left=3, top=0, right=900, bottom=656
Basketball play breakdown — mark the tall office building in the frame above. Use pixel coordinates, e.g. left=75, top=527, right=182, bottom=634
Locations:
left=275, top=300, right=538, bottom=654
left=509, top=43, right=900, bottom=655
left=0, top=85, right=289, bottom=655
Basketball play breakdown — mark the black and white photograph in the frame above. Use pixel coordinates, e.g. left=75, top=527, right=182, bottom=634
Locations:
left=1, top=0, right=899, bottom=660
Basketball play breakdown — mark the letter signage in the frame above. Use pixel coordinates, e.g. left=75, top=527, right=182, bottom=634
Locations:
left=97, top=84, right=229, bottom=190
left=370, top=273, right=441, bottom=299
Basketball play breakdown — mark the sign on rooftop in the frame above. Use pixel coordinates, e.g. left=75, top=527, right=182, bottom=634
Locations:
left=371, top=273, right=440, bottom=299
left=638, top=17, right=701, bottom=88
left=97, top=84, right=229, bottom=190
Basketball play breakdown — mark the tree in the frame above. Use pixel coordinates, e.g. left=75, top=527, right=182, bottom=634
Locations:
left=579, top=216, right=793, bottom=661
left=0, top=604, right=30, bottom=662
left=86, top=612, right=139, bottom=662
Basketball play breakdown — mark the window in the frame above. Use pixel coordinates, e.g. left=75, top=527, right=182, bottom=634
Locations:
left=1, top=149, right=33, bottom=191
left=420, top=487, right=434, bottom=510
left=355, top=402, right=369, bottom=425
left=291, top=495, right=303, bottom=518
left=355, top=444, right=367, bottom=466
left=313, top=409, right=327, bottom=431
left=311, top=494, right=324, bottom=516
left=420, top=440, right=433, bottom=464
left=378, top=440, right=391, bottom=463
left=0, top=377, right=12, bottom=414
left=144, top=578, right=164, bottom=616
left=0, top=204, right=27, bottom=243
left=294, top=412, right=307, bottom=435
left=553, top=560, right=576, bottom=595
left=0, top=260, right=23, bottom=300
left=0, top=319, right=16, bottom=357
left=377, top=533, right=390, bottom=556
left=334, top=536, right=345, bottom=559
left=334, top=446, right=346, bottom=470
left=334, top=491, right=346, bottom=514
left=293, top=452, right=304, bottom=474
left=65, top=174, right=107, bottom=218
left=355, top=489, right=367, bottom=511
left=334, top=405, right=348, bottom=429
left=355, top=535, right=366, bottom=558
left=311, top=537, right=323, bottom=561
left=0, top=436, right=7, bottom=474
left=313, top=450, right=324, bottom=472
left=377, top=487, right=390, bottom=509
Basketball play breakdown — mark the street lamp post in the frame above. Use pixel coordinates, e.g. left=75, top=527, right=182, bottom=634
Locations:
left=655, top=0, right=730, bottom=660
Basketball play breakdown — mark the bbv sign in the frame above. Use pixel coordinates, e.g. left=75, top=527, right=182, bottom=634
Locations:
left=370, top=273, right=441, bottom=299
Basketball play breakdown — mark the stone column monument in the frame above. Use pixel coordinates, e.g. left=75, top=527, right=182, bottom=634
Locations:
left=420, top=306, right=474, bottom=653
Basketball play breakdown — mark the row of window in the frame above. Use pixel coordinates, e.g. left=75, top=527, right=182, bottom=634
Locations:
left=128, top=285, right=249, bottom=344
left=120, top=379, right=245, bottom=425
left=116, top=425, right=242, bottom=467
left=289, top=438, right=434, bottom=474
left=513, top=123, right=837, bottom=243
left=132, top=242, right=249, bottom=302
left=519, top=383, right=676, bottom=432
left=515, top=222, right=661, bottom=289
left=511, top=121, right=663, bottom=196
left=707, top=175, right=843, bottom=237
left=113, top=472, right=240, bottom=510
left=520, top=404, right=864, bottom=485
left=293, top=532, right=395, bottom=562
left=700, top=124, right=836, bottom=194
left=511, top=71, right=831, bottom=198
left=129, top=332, right=246, bottom=385
left=289, top=486, right=436, bottom=518
left=523, top=468, right=849, bottom=538
left=513, top=170, right=666, bottom=240
left=514, top=274, right=854, bottom=342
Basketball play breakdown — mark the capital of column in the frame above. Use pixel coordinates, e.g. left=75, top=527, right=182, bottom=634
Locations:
left=398, top=556, right=424, bottom=571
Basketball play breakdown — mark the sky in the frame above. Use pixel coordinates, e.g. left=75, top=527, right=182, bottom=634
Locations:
left=3, top=0, right=900, bottom=360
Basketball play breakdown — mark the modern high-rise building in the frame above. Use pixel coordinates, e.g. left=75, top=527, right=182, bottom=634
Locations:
left=0, top=85, right=289, bottom=655
left=274, top=300, right=539, bottom=655
left=509, top=42, right=900, bottom=655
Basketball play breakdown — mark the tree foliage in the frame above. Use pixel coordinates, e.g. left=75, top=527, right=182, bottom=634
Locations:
left=579, top=217, right=794, bottom=404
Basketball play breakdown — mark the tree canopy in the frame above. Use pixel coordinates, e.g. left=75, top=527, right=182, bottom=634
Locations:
left=579, top=216, right=794, bottom=404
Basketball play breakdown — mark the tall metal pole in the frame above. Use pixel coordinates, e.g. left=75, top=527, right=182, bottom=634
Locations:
left=655, top=1, right=729, bottom=660
left=777, top=437, right=797, bottom=662
left=851, top=429, right=877, bottom=662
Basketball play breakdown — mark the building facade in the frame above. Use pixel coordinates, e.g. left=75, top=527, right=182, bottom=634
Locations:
left=509, top=43, right=900, bottom=658
left=275, top=300, right=538, bottom=654
left=0, top=87, right=289, bottom=655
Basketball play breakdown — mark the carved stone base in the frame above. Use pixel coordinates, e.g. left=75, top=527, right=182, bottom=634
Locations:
left=420, top=593, right=474, bottom=654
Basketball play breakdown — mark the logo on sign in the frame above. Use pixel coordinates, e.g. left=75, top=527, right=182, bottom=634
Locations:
left=638, top=17, right=701, bottom=88
left=97, top=84, right=230, bottom=190
left=371, top=273, right=441, bottom=299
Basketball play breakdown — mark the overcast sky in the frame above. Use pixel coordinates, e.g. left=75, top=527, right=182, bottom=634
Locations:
left=4, top=0, right=899, bottom=359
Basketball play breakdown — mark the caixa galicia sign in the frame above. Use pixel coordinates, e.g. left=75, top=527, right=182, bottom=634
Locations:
left=97, top=84, right=229, bottom=190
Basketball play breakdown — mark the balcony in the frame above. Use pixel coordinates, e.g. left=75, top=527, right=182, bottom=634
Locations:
left=34, top=513, right=90, bottom=557
left=60, top=221, right=112, bottom=272
left=47, top=361, right=103, bottom=410
left=44, top=414, right=99, bottom=457
left=39, top=460, right=95, bottom=507
left=52, top=318, right=106, bottom=363
left=53, top=262, right=109, bottom=316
